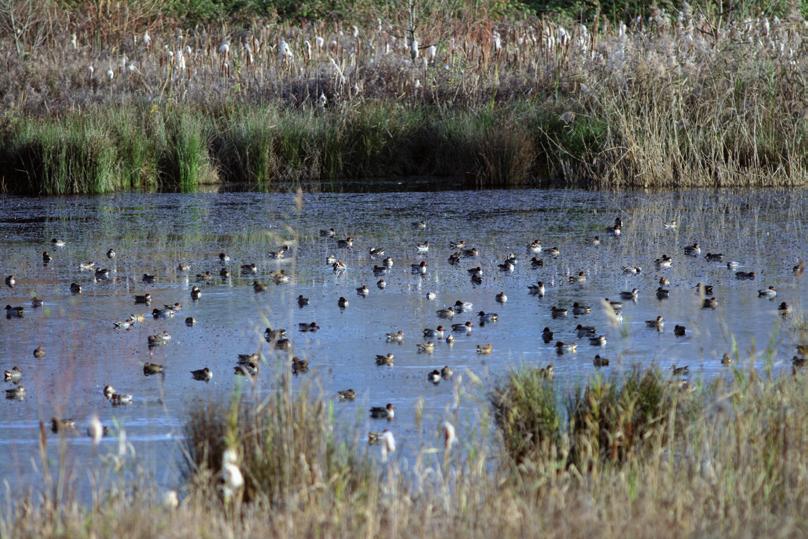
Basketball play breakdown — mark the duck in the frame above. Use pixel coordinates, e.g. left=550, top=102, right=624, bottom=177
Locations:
left=70, top=283, right=82, bottom=294
left=498, top=260, right=515, bottom=272
left=291, top=357, right=309, bottom=374
left=606, top=217, right=622, bottom=236
left=538, top=364, right=554, bottom=379
left=177, top=263, right=191, bottom=272
left=417, top=342, right=435, bottom=354
left=411, top=261, right=428, bottom=275
left=383, top=257, right=394, bottom=268
left=218, top=252, right=230, bottom=263
left=478, top=311, right=499, bottom=323
left=134, top=293, right=152, bottom=305
left=590, top=236, right=601, bottom=246
left=531, top=257, right=544, bottom=268
left=528, top=281, right=546, bottom=296
left=589, top=335, right=607, bottom=347
left=528, top=240, right=543, bottom=253
left=569, top=271, right=586, bottom=284
left=672, top=365, right=689, bottom=376
left=33, top=346, right=45, bottom=359
left=320, top=228, right=336, bottom=238
left=367, top=432, right=381, bottom=445
left=51, top=418, right=76, bottom=433
left=758, top=286, right=777, bottom=298
left=453, top=300, right=473, bottom=312
left=220, top=268, right=231, bottom=279
left=190, top=286, right=202, bottom=300
left=195, top=271, right=213, bottom=283
left=240, top=263, right=257, bottom=274
left=143, top=362, right=165, bottom=376
left=416, top=241, right=430, bottom=253
left=185, top=317, right=196, bottom=327
left=356, top=284, right=369, bottom=297
left=337, top=389, right=356, bottom=401
left=446, top=335, right=455, bottom=345
left=441, top=366, right=453, bottom=380
left=779, top=302, right=792, bottom=315
left=368, top=247, right=385, bottom=258
left=467, top=267, right=483, bottom=278
left=450, top=240, right=466, bottom=250
left=106, top=387, right=133, bottom=406
left=31, top=296, right=44, bottom=308
left=4, top=366, right=22, bottom=382
left=794, top=260, right=805, bottom=276
left=94, top=268, right=111, bottom=281
left=326, top=255, right=338, bottom=265
left=655, top=287, right=670, bottom=300
left=152, top=307, right=175, bottom=319
left=423, top=326, right=445, bottom=339
left=332, top=260, right=347, bottom=272
left=463, top=247, right=480, bottom=258
left=546, top=247, right=561, bottom=257
left=721, top=354, right=733, bottom=366
left=448, top=252, right=461, bottom=265
left=470, top=274, right=483, bottom=285
left=5, top=275, right=15, bottom=288
left=80, top=261, right=97, bottom=271
left=271, top=270, right=290, bottom=284
left=658, top=276, right=670, bottom=286
left=674, top=325, right=687, bottom=337
left=593, top=354, right=609, bottom=367
left=684, top=242, right=701, bottom=256
left=42, top=251, right=52, bottom=264
left=694, top=283, right=714, bottom=296
left=476, top=343, right=494, bottom=355
left=705, top=253, right=723, bottom=262
left=147, top=331, right=171, bottom=347
left=623, top=266, right=641, bottom=275
left=542, top=327, right=554, bottom=343
left=428, top=369, right=441, bottom=384
left=51, top=238, right=66, bottom=247
left=234, top=363, right=259, bottom=378
left=654, top=255, right=672, bottom=269
left=5, top=305, right=24, bottom=318
left=620, top=288, right=639, bottom=301
left=726, top=260, right=740, bottom=270
left=237, top=353, right=260, bottom=365
left=275, top=338, right=292, bottom=351
left=191, top=367, right=213, bottom=381
left=702, top=297, right=719, bottom=309
left=551, top=305, right=568, bottom=318
left=386, top=330, right=404, bottom=343
left=793, top=356, right=807, bottom=369
left=337, top=237, right=353, bottom=249
left=369, top=403, right=395, bottom=420
left=297, top=295, right=309, bottom=307
left=142, top=273, right=156, bottom=284
left=413, top=220, right=427, bottom=230
left=735, top=271, right=756, bottom=280
left=495, top=291, right=508, bottom=303
left=574, top=324, right=595, bottom=338
left=5, top=386, right=25, bottom=400
left=555, top=341, right=577, bottom=354
left=646, top=316, right=664, bottom=331
left=436, top=307, right=455, bottom=319
left=452, top=321, right=473, bottom=334
left=572, top=302, right=592, bottom=316
left=298, top=322, right=320, bottom=332
left=269, top=246, right=289, bottom=259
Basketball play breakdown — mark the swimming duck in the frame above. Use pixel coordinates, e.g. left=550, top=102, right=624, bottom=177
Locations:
left=367, top=247, right=385, bottom=259
left=441, top=366, right=453, bottom=380
left=705, top=253, right=723, bottom=262
left=470, top=274, right=483, bottom=285
left=375, top=279, right=386, bottom=290
left=190, top=286, right=201, bottom=301
left=275, top=338, right=292, bottom=351
left=793, top=356, right=807, bottom=370
left=542, top=327, right=554, bottom=343
left=326, top=255, right=338, bottom=265
left=217, top=252, right=230, bottom=264
left=296, top=295, right=309, bottom=308
left=195, top=271, right=213, bottom=283
left=367, top=432, right=381, bottom=445
left=467, top=267, right=483, bottom=278
left=177, top=263, right=191, bottom=272
left=576, top=324, right=597, bottom=338
left=603, top=298, right=623, bottom=312
left=758, top=286, right=777, bottom=298
left=527, top=240, right=542, bottom=254
left=423, top=326, right=445, bottom=339
left=694, top=283, right=714, bottom=296
left=446, top=335, right=455, bottom=345
left=593, top=354, right=609, bottom=367
left=5, top=386, right=25, bottom=400
left=498, top=260, right=515, bottom=272
left=94, top=268, right=111, bottom=281
left=78, top=261, right=95, bottom=271
left=42, top=251, right=52, bottom=264
left=646, top=316, right=664, bottom=331
left=185, top=317, right=196, bottom=327
left=551, top=305, right=568, bottom=318
left=386, top=330, right=404, bottom=343
left=496, top=292, right=508, bottom=303
left=33, top=346, right=45, bottom=359
left=114, top=319, right=135, bottom=330
left=658, top=288, right=673, bottom=302
left=240, top=263, right=257, bottom=274
left=30, top=296, right=44, bottom=308
left=448, top=252, right=461, bottom=265
left=428, top=369, right=441, bottom=384
left=152, top=307, right=175, bottom=319
left=142, top=273, right=156, bottom=284
left=105, top=386, right=133, bottom=406
left=134, top=294, right=152, bottom=305
left=720, top=354, right=733, bottom=366
left=234, top=363, right=259, bottom=378
left=381, top=257, right=394, bottom=269
left=572, top=302, right=592, bottom=316
left=530, top=257, right=544, bottom=268
left=654, top=255, right=672, bottom=269
left=702, top=297, right=718, bottom=309
left=271, top=271, right=290, bottom=284
left=292, top=357, right=309, bottom=374
left=147, top=331, right=171, bottom=347
left=51, top=239, right=65, bottom=248
left=337, top=237, right=353, bottom=249
left=684, top=243, right=701, bottom=256
left=411, top=261, right=428, bottom=275
left=589, top=335, right=607, bottom=346
left=453, top=300, right=473, bottom=312
left=220, top=268, right=230, bottom=278
left=476, top=343, right=494, bottom=355
left=528, top=281, right=546, bottom=296
left=299, top=322, right=320, bottom=332
left=436, top=307, right=455, bottom=319
left=369, top=403, right=395, bottom=420
left=620, top=288, right=639, bottom=301
left=332, top=260, right=347, bottom=273
left=672, top=365, right=689, bottom=376
left=416, top=241, right=430, bottom=253
left=779, top=302, right=792, bottom=315
left=658, top=276, right=670, bottom=286
left=555, top=341, right=577, bottom=354
left=450, top=240, right=466, bottom=250
left=337, top=297, right=349, bottom=309
left=4, top=366, right=22, bottom=382
left=191, top=367, right=213, bottom=381
left=5, top=305, right=24, bottom=319
left=623, top=266, right=641, bottom=275
left=726, top=260, right=740, bottom=270
left=794, top=260, right=805, bottom=276
left=356, top=285, right=369, bottom=297
left=70, top=283, right=82, bottom=294
left=51, top=418, right=76, bottom=433
left=674, top=325, right=687, bottom=337
left=269, top=245, right=291, bottom=260
left=589, top=236, right=601, bottom=246
left=735, top=271, right=756, bottom=280
left=478, top=311, right=499, bottom=323
left=143, top=362, right=165, bottom=376
left=417, top=342, right=435, bottom=354
left=320, top=228, right=336, bottom=238
left=546, top=247, right=561, bottom=257
left=253, top=281, right=268, bottom=293
left=606, top=217, right=622, bottom=236
left=337, top=389, right=356, bottom=401
left=265, top=327, right=287, bottom=342
left=5, top=275, right=15, bottom=288
left=413, top=221, right=427, bottom=230
left=452, top=321, right=473, bottom=334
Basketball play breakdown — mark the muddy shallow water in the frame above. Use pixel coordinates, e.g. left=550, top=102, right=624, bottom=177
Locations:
left=0, top=189, right=806, bottom=494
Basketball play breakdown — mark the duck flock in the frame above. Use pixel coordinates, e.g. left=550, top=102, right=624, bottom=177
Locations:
left=2, top=213, right=807, bottom=447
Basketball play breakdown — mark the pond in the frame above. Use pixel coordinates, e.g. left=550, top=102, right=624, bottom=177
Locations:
left=0, top=188, right=806, bottom=493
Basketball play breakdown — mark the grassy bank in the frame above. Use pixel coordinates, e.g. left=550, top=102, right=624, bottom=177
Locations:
left=1, top=2, right=807, bottom=192
left=5, top=362, right=808, bottom=538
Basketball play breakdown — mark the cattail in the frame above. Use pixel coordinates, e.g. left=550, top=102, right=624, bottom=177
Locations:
left=427, top=44, right=437, bottom=63
left=221, top=448, right=244, bottom=500
left=352, top=25, right=359, bottom=38
left=218, top=40, right=230, bottom=56
left=304, top=40, right=312, bottom=60
left=315, top=35, right=325, bottom=49
left=380, top=430, right=396, bottom=462
left=143, top=30, right=151, bottom=48
left=106, top=68, right=114, bottom=81
left=443, top=421, right=457, bottom=450
left=162, top=490, right=179, bottom=509
left=87, top=415, right=103, bottom=445
left=493, top=30, right=502, bottom=53
left=71, top=33, right=78, bottom=49
left=410, top=37, right=419, bottom=61
left=279, top=39, right=293, bottom=62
